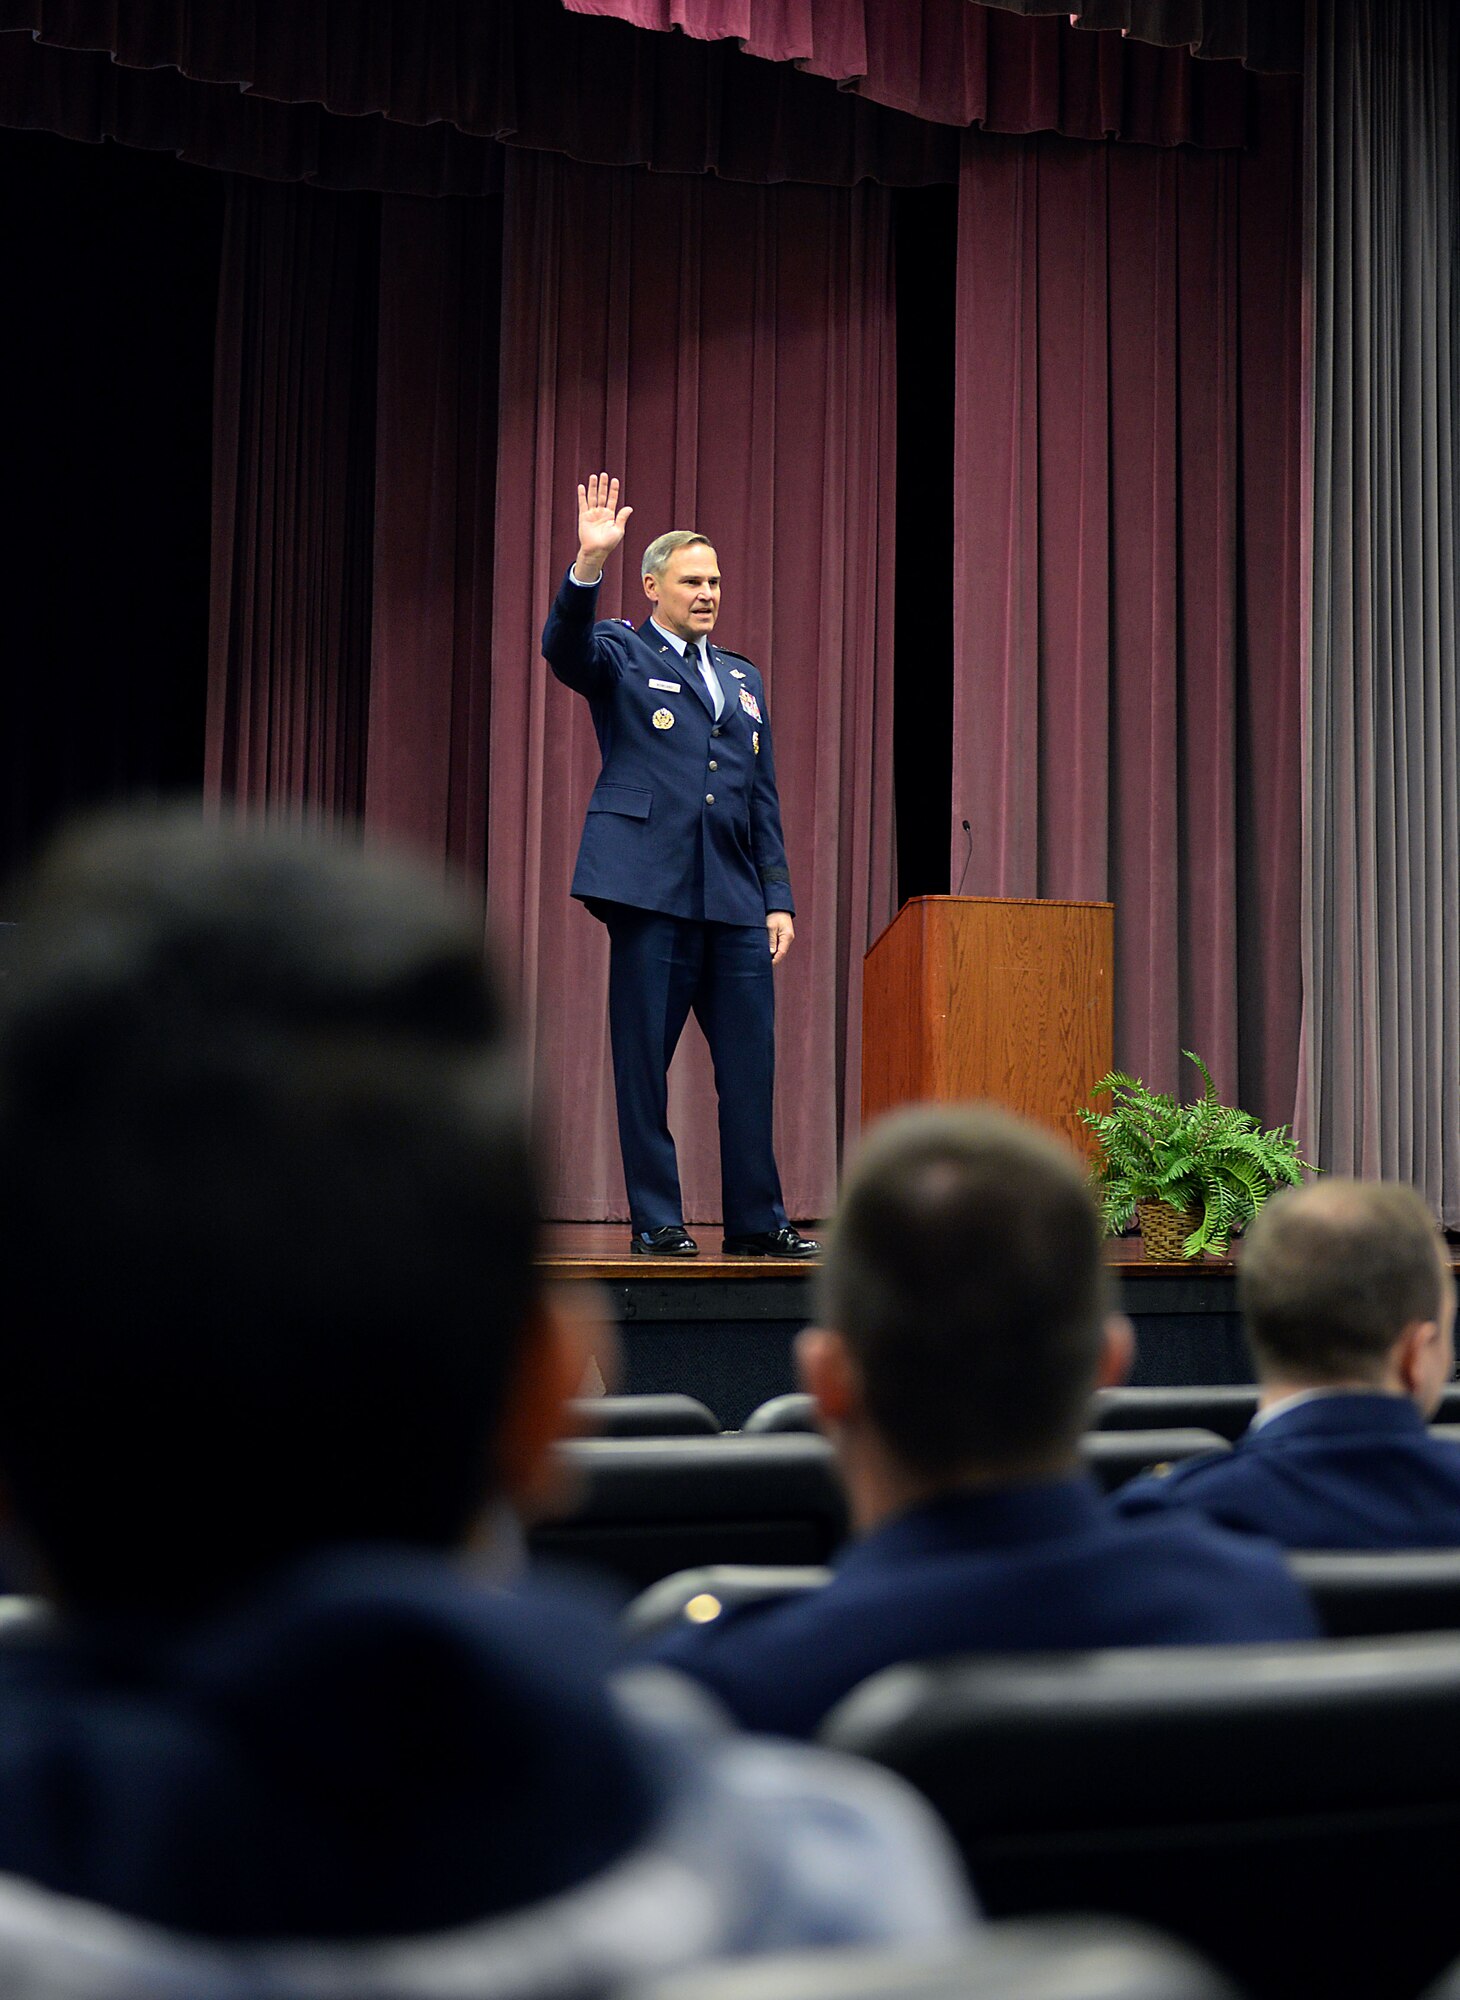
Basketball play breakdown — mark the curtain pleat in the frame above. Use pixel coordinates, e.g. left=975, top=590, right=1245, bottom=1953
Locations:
left=366, top=196, right=502, bottom=876
left=488, top=152, right=897, bottom=1222
left=206, top=180, right=377, bottom=821
left=1301, top=0, right=1460, bottom=1218
left=950, top=79, right=1303, bottom=1123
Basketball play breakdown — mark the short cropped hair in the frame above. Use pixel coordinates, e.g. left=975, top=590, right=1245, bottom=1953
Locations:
left=1239, top=1179, right=1449, bottom=1382
left=0, top=810, right=537, bottom=1612
left=641, top=530, right=714, bottom=579
left=817, top=1105, right=1109, bottom=1477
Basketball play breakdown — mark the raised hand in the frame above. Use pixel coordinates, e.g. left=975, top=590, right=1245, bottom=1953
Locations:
left=573, top=472, right=634, bottom=582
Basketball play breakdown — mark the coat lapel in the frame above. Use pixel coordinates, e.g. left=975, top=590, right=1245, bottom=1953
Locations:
left=641, top=619, right=714, bottom=719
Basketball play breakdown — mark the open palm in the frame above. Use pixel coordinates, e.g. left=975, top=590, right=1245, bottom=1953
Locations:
left=577, top=472, right=633, bottom=558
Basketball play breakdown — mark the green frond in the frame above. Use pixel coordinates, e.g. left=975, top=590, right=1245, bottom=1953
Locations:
left=1081, top=1049, right=1312, bottom=1252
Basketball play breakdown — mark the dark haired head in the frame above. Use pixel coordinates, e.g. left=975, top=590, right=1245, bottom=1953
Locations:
left=817, top=1104, right=1109, bottom=1478
left=1239, top=1179, right=1450, bottom=1384
left=0, top=809, right=538, bottom=1612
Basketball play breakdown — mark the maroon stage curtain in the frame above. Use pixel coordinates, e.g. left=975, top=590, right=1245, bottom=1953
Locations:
left=206, top=179, right=377, bottom=819
left=209, top=178, right=502, bottom=874
left=489, top=151, right=897, bottom=1224
left=0, top=0, right=1253, bottom=196
left=366, top=195, right=501, bottom=874
left=950, top=77, right=1304, bottom=1124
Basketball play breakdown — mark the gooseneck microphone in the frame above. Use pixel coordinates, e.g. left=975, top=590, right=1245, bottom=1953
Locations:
left=956, top=819, right=973, bottom=895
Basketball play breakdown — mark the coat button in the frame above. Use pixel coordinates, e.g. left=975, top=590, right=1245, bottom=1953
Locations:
left=705, top=793, right=715, bottom=805
left=711, top=727, right=721, bottom=737
left=708, top=759, right=718, bottom=771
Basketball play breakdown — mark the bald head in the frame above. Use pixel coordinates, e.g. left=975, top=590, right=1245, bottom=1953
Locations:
left=1239, top=1179, right=1453, bottom=1389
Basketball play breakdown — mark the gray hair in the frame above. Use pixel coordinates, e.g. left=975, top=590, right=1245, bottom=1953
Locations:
left=641, top=530, right=714, bottom=580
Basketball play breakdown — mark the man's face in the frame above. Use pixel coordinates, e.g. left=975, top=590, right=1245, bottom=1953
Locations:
left=644, top=542, right=721, bottom=643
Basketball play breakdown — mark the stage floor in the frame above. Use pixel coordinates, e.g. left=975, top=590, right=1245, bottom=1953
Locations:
left=537, top=1225, right=1252, bottom=1421
left=536, top=1222, right=1240, bottom=1281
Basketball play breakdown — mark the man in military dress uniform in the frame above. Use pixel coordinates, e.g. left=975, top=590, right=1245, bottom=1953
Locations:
left=541, top=473, right=817, bottom=1258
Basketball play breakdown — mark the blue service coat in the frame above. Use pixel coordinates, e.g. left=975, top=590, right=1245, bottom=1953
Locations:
left=1113, top=1392, right=1460, bottom=1548
left=542, top=570, right=793, bottom=926
left=644, top=1477, right=1318, bottom=1738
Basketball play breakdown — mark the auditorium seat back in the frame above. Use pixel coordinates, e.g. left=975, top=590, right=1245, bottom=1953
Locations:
left=742, top=1392, right=819, bottom=1434
left=1289, top=1547, right=1460, bottom=1637
left=620, top=1919, right=1241, bottom=2000
left=1091, top=1386, right=1258, bottom=1441
left=1431, top=1385, right=1460, bottom=1426
left=623, top=1561, right=831, bottom=1641
left=821, top=1635, right=1460, bottom=2000
left=528, top=1434, right=848, bottom=1591
left=1079, top=1428, right=1229, bottom=1492
left=570, top=1392, right=721, bottom=1437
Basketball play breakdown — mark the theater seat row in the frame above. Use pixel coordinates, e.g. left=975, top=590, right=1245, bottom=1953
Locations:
left=578, top=1383, right=1460, bottom=1442
left=532, top=1429, right=1232, bottom=1590
left=625, top=1918, right=1241, bottom=2000
left=623, top=1548, right=1460, bottom=1646
left=814, top=1633, right=1460, bottom=2000
left=621, top=1577, right=1460, bottom=1999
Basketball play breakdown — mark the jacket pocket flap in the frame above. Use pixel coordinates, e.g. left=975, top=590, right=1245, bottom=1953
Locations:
left=588, top=785, right=652, bottom=820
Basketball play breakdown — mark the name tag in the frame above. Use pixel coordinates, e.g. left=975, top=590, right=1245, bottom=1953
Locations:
left=648, top=678, right=682, bottom=693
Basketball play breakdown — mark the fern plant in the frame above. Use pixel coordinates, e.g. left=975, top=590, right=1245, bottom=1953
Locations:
left=1077, top=1051, right=1310, bottom=1258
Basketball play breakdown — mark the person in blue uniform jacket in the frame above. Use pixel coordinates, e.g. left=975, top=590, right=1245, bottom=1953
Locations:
left=542, top=472, right=818, bottom=1258
left=644, top=1105, right=1317, bottom=1738
left=1115, top=1178, right=1460, bottom=1548
left=0, top=811, right=973, bottom=1989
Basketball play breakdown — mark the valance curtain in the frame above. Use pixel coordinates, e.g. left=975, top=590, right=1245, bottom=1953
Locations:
left=487, top=150, right=897, bottom=1222
left=561, top=0, right=1255, bottom=138
left=565, top=0, right=1297, bottom=78
left=0, top=0, right=1253, bottom=195
left=950, top=77, right=1304, bottom=1125
left=1301, top=0, right=1460, bottom=1219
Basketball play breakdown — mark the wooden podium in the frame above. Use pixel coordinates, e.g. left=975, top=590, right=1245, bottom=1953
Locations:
left=861, top=896, right=1113, bottom=1155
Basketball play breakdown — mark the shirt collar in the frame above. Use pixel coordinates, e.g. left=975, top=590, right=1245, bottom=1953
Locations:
left=1249, top=1389, right=1429, bottom=1436
left=650, top=619, right=701, bottom=662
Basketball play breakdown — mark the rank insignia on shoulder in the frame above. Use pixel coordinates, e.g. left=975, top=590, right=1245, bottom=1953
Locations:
left=753, top=730, right=760, bottom=754
left=652, top=708, right=674, bottom=730
left=738, top=687, right=762, bottom=723
left=616, top=618, right=636, bottom=626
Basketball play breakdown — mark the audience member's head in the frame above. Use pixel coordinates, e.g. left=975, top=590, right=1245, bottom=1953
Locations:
left=1239, top=1179, right=1454, bottom=1411
left=0, top=809, right=584, bottom=1613
left=800, top=1104, right=1130, bottom=1521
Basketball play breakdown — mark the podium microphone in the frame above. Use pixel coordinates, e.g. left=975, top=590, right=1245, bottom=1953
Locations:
left=956, top=820, right=973, bottom=895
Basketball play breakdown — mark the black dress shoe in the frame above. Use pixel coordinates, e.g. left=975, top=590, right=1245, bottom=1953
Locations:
left=630, top=1225, right=699, bottom=1256
left=721, top=1225, right=822, bottom=1258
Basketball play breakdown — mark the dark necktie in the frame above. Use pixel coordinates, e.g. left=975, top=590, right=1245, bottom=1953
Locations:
left=684, top=642, right=718, bottom=717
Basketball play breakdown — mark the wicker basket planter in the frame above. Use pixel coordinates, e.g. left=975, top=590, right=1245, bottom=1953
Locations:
left=1135, top=1199, right=1205, bottom=1263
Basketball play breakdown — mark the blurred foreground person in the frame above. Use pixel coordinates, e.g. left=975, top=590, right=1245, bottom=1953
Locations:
left=1117, top=1178, right=1460, bottom=1546
left=647, top=1105, right=1317, bottom=1736
left=0, top=811, right=970, bottom=1994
